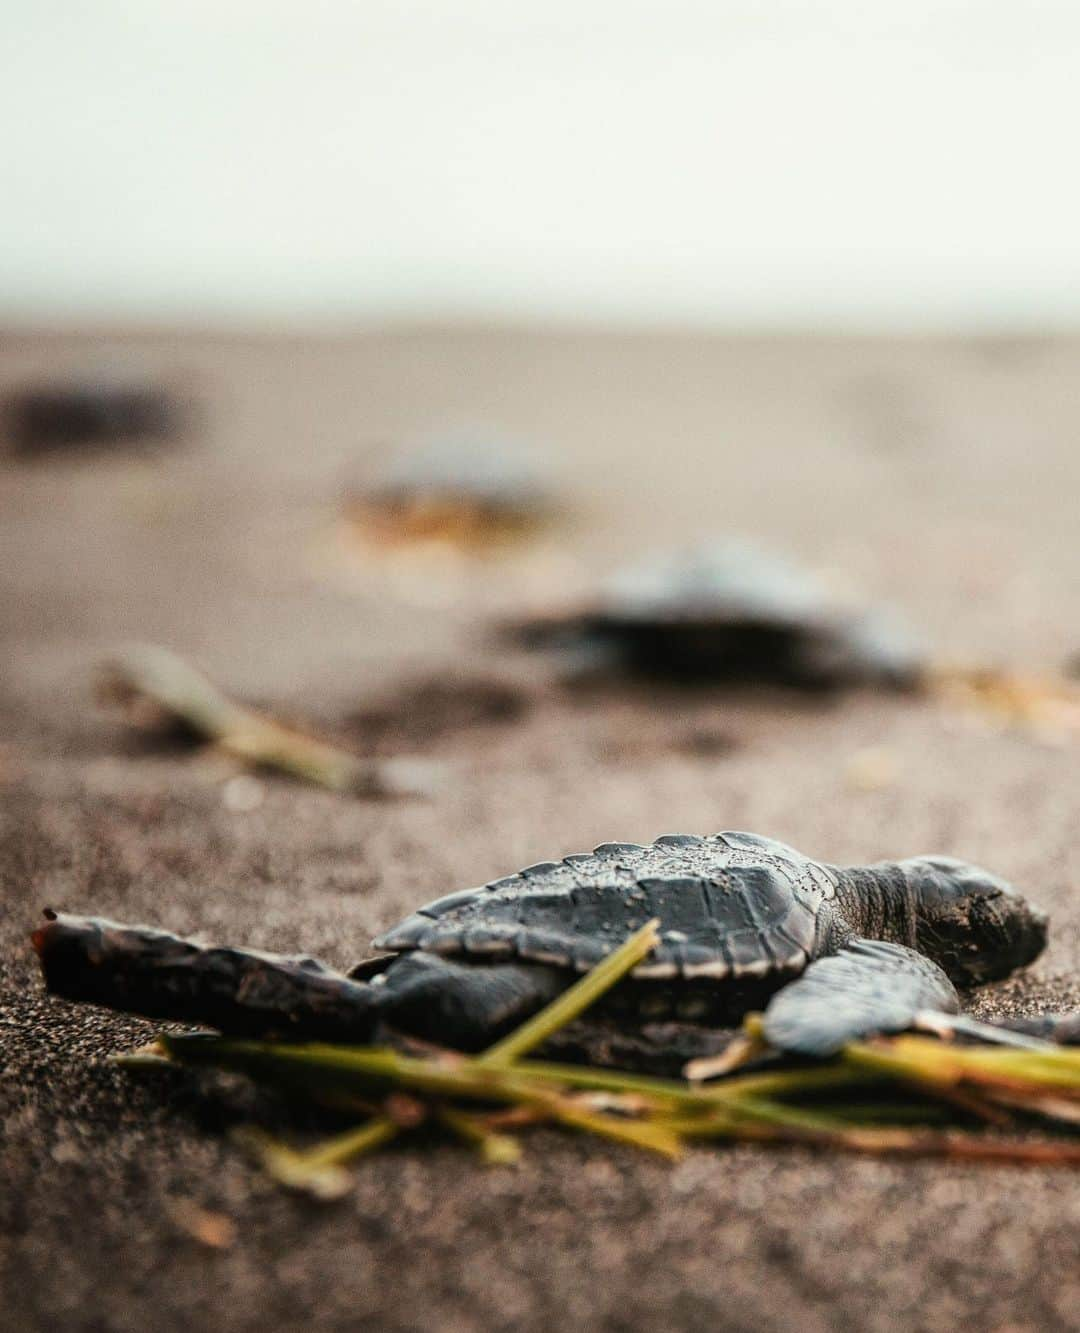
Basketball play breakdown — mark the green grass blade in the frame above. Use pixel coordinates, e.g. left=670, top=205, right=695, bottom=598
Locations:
left=229, top=1120, right=399, bottom=1199
left=476, top=919, right=661, bottom=1067
left=437, top=1108, right=523, bottom=1165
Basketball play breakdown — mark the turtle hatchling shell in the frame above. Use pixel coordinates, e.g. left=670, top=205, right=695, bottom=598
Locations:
left=366, top=437, right=551, bottom=516
left=374, top=831, right=839, bottom=981
left=597, top=542, right=834, bottom=630
left=347, top=436, right=556, bottom=549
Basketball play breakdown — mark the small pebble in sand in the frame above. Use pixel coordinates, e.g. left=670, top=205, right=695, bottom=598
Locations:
left=222, top=775, right=265, bottom=813
left=169, top=1200, right=237, bottom=1250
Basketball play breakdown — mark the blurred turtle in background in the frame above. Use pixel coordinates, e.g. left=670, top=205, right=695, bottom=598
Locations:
left=5, top=370, right=184, bottom=455
left=514, top=541, right=923, bottom=690
left=345, top=435, right=558, bottom=551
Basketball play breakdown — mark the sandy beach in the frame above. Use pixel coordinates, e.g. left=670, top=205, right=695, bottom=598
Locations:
left=2, top=327, right=1079, bottom=1331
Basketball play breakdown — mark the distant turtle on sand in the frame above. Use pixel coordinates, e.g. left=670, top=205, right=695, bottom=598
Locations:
left=34, top=831, right=1074, bottom=1060
left=345, top=436, right=556, bottom=549
left=514, top=542, right=922, bottom=688
left=5, top=373, right=182, bottom=455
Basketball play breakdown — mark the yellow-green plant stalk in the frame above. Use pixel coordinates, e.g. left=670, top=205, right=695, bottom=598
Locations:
left=476, top=919, right=662, bottom=1066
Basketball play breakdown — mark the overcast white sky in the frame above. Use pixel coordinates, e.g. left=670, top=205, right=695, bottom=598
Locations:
left=4, top=2, right=1080, bottom=328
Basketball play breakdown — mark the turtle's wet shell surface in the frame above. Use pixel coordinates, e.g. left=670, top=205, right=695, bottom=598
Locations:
left=596, top=542, right=835, bottom=630
left=374, top=830, right=842, bottom=983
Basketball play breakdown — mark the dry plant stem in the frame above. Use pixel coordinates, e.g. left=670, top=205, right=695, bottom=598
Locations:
left=288, top=1117, right=401, bottom=1170
left=222, top=719, right=431, bottom=797
left=228, top=1116, right=402, bottom=1198
left=107, top=644, right=428, bottom=797
left=507, top=1059, right=717, bottom=1107
left=232, top=1105, right=410, bottom=1196
left=105, top=645, right=243, bottom=736
left=846, top=1038, right=1080, bottom=1093
left=162, top=1037, right=544, bottom=1106
left=477, top=1106, right=548, bottom=1131
left=696, top=1064, right=881, bottom=1101
left=110, top=1048, right=176, bottom=1070
left=140, top=935, right=1080, bottom=1178
left=436, top=1108, right=522, bottom=1165
left=982, top=1090, right=1080, bottom=1125
left=153, top=1028, right=1080, bottom=1170
left=786, top=1101, right=956, bottom=1125
left=159, top=1035, right=871, bottom=1159
left=684, top=1032, right=770, bottom=1082
left=528, top=1090, right=683, bottom=1159
left=220, top=722, right=368, bottom=792
left=672, top=1107, right=1080, bottom=1165
left=690, top=1094, right=872, bottom=1138
left=161, top=1027, right=1080, bottom=1114
left=911, top=1085, right=1015, bottom=1128
left=230, top=1128, right=357, bottom=1200
left=835, top=1130, right=1080, bottom=1165
left=715, top=1092, right=999, bottom=1137
left=160, top=1037, right=877, bottom=1117
left=923, top=662, right=1080, bottom=741
left=843, top=1039, right=1080, bottom=1130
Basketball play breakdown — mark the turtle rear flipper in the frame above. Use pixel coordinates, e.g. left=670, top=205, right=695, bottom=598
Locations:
left=761, top=938, right=960, bottom=1057
left=370, top=952, right=567, bottom=1050
left=32, top=910, right=382, bottom=1043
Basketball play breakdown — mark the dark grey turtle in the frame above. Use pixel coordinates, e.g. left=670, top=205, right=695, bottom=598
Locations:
left=34, top=831, right=1054, bottom=1059
left=366, top=830, right=1048, bottom=1055
left=519, top=542, right=922, bottom=688
left=6, top=372, right=182, bottom=455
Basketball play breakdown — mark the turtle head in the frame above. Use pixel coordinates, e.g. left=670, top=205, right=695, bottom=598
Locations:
left=901, top=856, right=1048, bottom=986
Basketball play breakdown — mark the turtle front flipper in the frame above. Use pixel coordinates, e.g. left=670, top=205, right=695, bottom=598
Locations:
left=761, top=938, right=960, bottom=1057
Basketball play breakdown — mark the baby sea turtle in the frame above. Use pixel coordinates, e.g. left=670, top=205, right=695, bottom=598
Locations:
left=34, top=831, right=1058, bottom=1059
left=518, top=542, right=922, bottom=688
left=346, top=436, right=555, bottom=549
left=5, top=372, right=182, bottom=455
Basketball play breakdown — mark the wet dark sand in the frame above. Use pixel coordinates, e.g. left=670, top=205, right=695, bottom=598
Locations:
left=2, top=328, right=1079, bottom=1331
